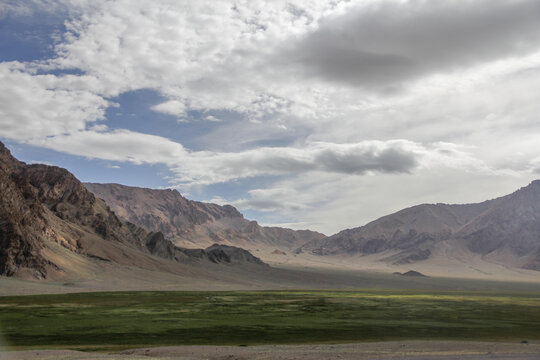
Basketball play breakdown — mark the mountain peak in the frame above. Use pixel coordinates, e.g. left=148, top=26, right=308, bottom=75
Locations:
left=508, top=179, right=540, bottom=201
left=0, top=141, right=24, bottom=172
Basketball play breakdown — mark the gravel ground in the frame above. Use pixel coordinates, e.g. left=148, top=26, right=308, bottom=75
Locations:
left=1, top=341, right=540, bottom=360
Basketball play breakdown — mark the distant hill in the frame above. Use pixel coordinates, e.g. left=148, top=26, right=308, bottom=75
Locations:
left=84, top=183, right=325, bottom=252
left=0, top=142, right=266, bottom=280
left=298, top=181, right=540, bottom=271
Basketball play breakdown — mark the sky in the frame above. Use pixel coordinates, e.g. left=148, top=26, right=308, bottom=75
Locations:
left=1, top=0, right=540, bottom=235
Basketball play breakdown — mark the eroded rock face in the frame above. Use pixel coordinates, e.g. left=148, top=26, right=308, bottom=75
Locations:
left=0, top=143, right=54, bottom=278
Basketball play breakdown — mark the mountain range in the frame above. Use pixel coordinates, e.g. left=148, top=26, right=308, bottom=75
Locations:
left=84, top=182, right=325, bottom=252
left=1, top=140, right=540, bottom=285
left=84, top=180, right=540, bottom=275
left=298, top=182, right=540, bottom=271
left=0, top=142, right=266, bottom=280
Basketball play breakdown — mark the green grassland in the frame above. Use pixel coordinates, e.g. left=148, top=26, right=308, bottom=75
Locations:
left=1, top=290, right=539, bottom=351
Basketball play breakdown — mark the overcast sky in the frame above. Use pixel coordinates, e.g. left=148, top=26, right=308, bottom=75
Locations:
left=1, top=0, right=540, bottom=234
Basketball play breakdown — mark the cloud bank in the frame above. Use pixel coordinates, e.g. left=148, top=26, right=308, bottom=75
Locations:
left=1, top=0, right=540, bottom=232
left=289, top=0, right=540, bottom=88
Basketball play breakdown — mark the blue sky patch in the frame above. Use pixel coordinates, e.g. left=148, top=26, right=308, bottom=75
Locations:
left=3, top=139, right=173, bottom=189
left=0, top=11, right=65, bottom=62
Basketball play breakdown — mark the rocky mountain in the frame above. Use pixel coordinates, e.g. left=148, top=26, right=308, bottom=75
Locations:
left=0, top=144, right=52, bottom=278
left=0, top=142, right=265, bottom=279
left=299, top=181, right=540, bottom=271
left=4, top=136, right=539, bottom=282
left=84, top=183, right=325, bottom=251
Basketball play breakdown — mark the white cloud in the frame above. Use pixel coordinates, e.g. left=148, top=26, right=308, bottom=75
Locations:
left=6, top=119, right=491, bottom=190
left=44, top=0, right=355, bottom=119
left=0, top=0, right=69, bottom=18
left=169, top=140, right=484, bottom=186
left=0, top=62, right=109, bottom=142
left=28, top=160, right=53, bottom=166
left=33, top=129, right=187, bottom=165
left=204, top=115, right=221, bottom=122
left=1, top=0, right=540, bottom=233
left=0, top=1, right=33, bottom=17
left=151, top=100, right=187, bottom=117
left=225, top=167, right=534, bottom=235
left=232, top=188, right=310, bottom=212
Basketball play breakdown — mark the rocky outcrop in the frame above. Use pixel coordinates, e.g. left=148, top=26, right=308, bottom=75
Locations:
left=141, top=232, right=266, bottom=266
left=205, top=244, right=266, bottom=265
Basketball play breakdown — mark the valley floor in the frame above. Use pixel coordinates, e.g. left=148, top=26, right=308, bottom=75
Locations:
left=1, top=290, right=539, bottom=352
left=2, top=263, right=540, bottom=297
left=2, top=341, right=540, bottom=360
left=1, top=280, right=539, bottom=360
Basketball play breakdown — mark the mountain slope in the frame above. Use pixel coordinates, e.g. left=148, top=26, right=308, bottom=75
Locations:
left=0, top=145, right=52, bottom=278
left=84, top=183, right=326, bottom=252
left=456, top=181, right=540, bottom=270
left=299, top=182, right=540, bottom=271
left=0, top=142, right=266, bottom=280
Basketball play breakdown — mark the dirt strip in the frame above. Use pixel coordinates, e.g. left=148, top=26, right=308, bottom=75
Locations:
left=1, top=341, right=540, bottom=360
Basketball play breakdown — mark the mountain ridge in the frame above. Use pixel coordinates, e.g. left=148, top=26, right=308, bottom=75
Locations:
left=0, top=142, right=266, bottom=280
left=84, top=182, right=325, bottom=252
left=85, top=178, right=540, bottom=273
left=298, top=180, right=540, bottom=271
left=3, top=138, right=540, bottom=282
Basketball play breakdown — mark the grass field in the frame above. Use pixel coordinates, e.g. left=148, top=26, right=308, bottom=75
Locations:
left=1, top=290, right=539, bottom=351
